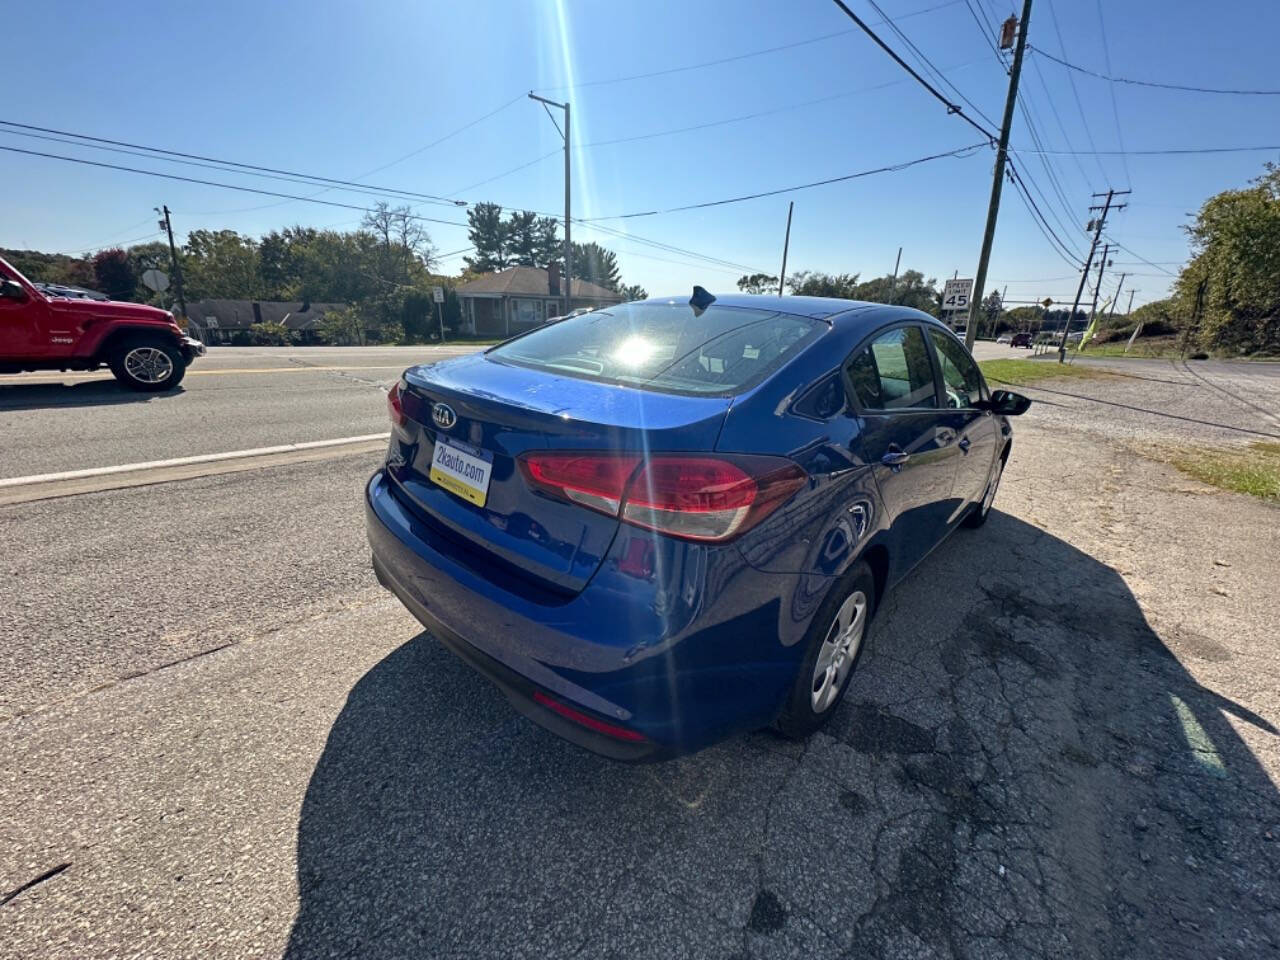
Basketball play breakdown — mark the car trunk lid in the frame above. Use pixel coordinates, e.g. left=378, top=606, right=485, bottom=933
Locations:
left=387, top=353, right=732, bottom=596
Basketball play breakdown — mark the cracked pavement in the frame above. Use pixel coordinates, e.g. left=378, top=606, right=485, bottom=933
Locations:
left=3, top=358, right=1279, bottom=959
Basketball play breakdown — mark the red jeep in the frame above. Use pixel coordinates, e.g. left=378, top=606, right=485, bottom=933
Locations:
left=0, top=256, right=204, bottom=391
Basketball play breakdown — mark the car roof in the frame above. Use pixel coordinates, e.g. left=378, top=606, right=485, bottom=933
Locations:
left=647, top=292, right=947, bottom=327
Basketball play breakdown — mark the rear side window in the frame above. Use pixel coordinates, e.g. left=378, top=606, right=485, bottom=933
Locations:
left=846, top=325, right=938, bottom=410
left=928, top=329, right=986, bottom=408
left=487, top=300, right=821, bottom=395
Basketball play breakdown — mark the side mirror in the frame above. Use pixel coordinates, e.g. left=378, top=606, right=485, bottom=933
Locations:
left=982, top=389, right=1032, bottom=416
left=0, top=279, right=27, bottom=301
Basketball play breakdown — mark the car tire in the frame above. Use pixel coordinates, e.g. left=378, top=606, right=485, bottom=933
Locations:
left=963, top=450, right=1007, bottom=529
left=109, top=335, right=187, bottom=392
left=775, top=561, right=877, bottom=740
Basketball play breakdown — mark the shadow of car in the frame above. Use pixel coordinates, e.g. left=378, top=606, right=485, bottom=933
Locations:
left=0, top=378, right=186, bottom=412
left=284, top=511, right=1280, bottom=958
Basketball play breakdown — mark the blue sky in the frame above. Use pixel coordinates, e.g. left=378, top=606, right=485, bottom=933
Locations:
left=5, top=0, right=1279, bottom=309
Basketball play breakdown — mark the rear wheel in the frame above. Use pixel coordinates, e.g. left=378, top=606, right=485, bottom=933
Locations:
left=776, top=561, right=876, bottom=739
left=109, top=336, right=186, bottom=392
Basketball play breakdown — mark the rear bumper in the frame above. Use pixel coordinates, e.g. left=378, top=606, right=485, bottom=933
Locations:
left=371, top=547, right=661, bottom=761
left=365, top=470, right=818, bottom=759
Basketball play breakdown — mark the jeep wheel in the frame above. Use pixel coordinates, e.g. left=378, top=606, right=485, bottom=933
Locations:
left=109, top=337, right=186, bottom=392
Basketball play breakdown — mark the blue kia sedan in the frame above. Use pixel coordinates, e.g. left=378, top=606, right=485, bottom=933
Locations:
left=365, top=291, right=1030, bottom=760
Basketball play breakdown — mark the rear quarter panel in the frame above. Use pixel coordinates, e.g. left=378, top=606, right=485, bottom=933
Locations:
left=717, top=320, right=893, bottom=589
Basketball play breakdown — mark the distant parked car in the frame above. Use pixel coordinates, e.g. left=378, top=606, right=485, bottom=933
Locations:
left=33, top=282, right=109, bottom=301
left=367, top=292, right=1032, bottom=759
left=996, top=333, right=1012, bottom=344
left=1010, top=332, right=1032, bottom=348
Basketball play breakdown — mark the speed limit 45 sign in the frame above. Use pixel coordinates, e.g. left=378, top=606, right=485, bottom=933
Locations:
left=942, top=278, right=973, bottom=312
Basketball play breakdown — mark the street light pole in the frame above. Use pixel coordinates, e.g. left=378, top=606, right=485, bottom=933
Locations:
left=529, top=93, right=571, bottom=316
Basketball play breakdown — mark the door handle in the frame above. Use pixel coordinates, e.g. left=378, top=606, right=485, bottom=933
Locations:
left=958, top=436, right=971, bottom=453
left=881, top=446, right=910, bottom=468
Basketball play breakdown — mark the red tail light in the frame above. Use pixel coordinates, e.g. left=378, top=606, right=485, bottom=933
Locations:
left=518, top=452, right=805, bottom=543
left=387, top=381, right=406, bottom=426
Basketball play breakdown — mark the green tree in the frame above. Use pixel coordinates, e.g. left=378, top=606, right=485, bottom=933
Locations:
left=182, top=230, right=262, bottom=300
left=124, top=241, right=172, bottom=302
left=1176, top=163, right=1280, bottom=353
left=736, top=273, right=779, bottom=294
left=505, top=210, right=542, bottom=266
left=535, top=216, right=561, bottom=266
left=92, top=248, right=137, bottom=301
left=570, top=241, right=622, bottom=291
left=786, top=271, right=860, bottom=298
left=316, top=305, right=369, bottom=346
left=248, top=321, right=290, bottom=345
left=464, top=202, right=509, bottom=272
left=618, top=283, right=647, bottom=301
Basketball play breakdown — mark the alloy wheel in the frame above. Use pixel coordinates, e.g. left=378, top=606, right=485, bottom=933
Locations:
left=123, top=346, right=174, bottom=384
left=811, top=590, right=868, bottom=713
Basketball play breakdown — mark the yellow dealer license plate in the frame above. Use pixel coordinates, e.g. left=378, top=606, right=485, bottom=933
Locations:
left=428, top=437, right=493, bottom=507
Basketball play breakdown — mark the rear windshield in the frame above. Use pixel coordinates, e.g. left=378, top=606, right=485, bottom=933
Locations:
left=487, top=301, right=822, bottom=395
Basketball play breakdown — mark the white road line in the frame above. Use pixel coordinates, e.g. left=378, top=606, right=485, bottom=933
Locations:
left=0, top=433, right=390, bottom=489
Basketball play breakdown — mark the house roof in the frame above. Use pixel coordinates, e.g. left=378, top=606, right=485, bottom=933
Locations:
left=188, top=299, right=346, bottom=331
left=455, top=266, right=621, bottom=301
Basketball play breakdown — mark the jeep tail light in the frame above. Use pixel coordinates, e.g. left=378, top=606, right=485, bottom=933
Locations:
left=518, top=452, right=805, bottom=543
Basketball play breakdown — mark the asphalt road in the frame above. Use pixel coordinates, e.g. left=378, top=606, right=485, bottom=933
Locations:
left=2, top=345, right=1279, bottom=959
left=0, top=345, right=476, bottom=479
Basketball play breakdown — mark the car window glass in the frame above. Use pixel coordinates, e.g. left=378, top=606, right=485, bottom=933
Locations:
left=846, top=326, right=937, bottom=410
left=488, top=300, right=821, bottom=396
left=928, top=329, right=985, bottom=407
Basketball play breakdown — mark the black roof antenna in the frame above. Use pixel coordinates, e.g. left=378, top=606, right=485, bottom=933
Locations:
left=689, top=285, right=716, bottom=316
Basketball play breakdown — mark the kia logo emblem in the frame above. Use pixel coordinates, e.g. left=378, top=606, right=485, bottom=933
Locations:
left=431, top=402, right=457, bottom=430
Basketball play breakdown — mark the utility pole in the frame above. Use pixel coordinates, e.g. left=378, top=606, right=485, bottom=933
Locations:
left=1058, top=188, right=1128, bottom=361
left=156, top=205, right=187, bottom=320
left=1106, top=272, right=1127, bottom=324
left=778, top=201, right=794, bottom=296
left=888, top=246, right=902, bottom=303
left=1125, top=289, right=1135, bottom=315
left=528, top=93, right=571, bottom=316
left=1087, top=243, right=1111, bottom=321
left=965, top=0, right=1032, bottom=350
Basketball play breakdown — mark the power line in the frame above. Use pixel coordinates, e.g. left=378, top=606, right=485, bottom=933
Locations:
left=532, top=0, right=963, bottom=92
left=355, top=95, right=527, bottom=179
left=1005, top=160, right=1084, bottom=267
left=1019, top=143, right=1280, bottom=157
left=827, top=0, right=996, bottom=142
left=447, top=150, right=561, bottom=195
left=579, top=219, right=766, bottom=273
left=579, top=142, right=988, bottom=221
left=60, top=231, right=163, bottom=256
left=0, top=142, right=790, bottom=277
left=1044, top=0, right=1110, bottom=186
left=962, top=0, right=1005, bottom=64
left=1030, top=45, right=1280, bottom=96
left=1103, top=237, right=1178, bottom=277
left=0, top=119, right=467, bottom=207
left=862, top=0, right=1001, bottom=131
left=454, top=62, right=985, bottom=199
left=0, top=143, right=473, bottom=227
left=1014, top=99, right=1083, bottom=241
left=1092, top=0, right=1131, bottom=189
left=1027, top=53, right=1097, bottom=193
